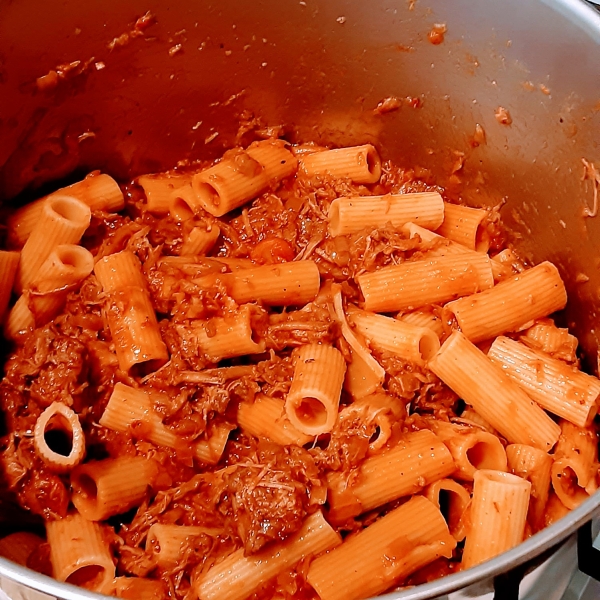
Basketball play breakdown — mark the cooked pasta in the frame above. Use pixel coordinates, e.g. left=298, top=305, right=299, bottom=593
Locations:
left=33, top=402, right=86, bottom=473
left=0, top=140, right=594, bottom=600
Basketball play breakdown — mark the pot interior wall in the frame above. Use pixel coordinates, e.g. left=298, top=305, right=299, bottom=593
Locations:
left=1, top=0, right=600, bottom=367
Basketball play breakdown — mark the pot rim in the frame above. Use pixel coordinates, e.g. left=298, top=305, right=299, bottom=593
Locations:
left=2, top=0, right=600, bottom=599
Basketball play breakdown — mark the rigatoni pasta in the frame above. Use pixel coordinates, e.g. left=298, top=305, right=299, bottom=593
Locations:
left=188, top=304, right=266, bottom=362
left=0, top=251, right=19, bottom=322
left=488, top=336, right=599, bottom=427
left=446, top=261, right=568, bottom=343
left=194, top=260, right=320, bottom=306
left=71, top=456, right=159, bottom=521
left=307, top=496, right=455, bottom=600
left=99, top=383, right=181, bottom=449
left=94, top=250, right=169, bottom=374
left=328, top=192, right=444, bottom=237
left=46, top=513, right=115, bottom=594
left=286, top=344, right=346, bottom=435
left=357, top=253, right=494, bottom=312
left=348, top=306, right=440, bottom=365
left=173, top=140, right=297, bottom=219
left=429, top=331, right=561, bottom=451
left=551, top=420, right=598, bottom=509
left=506, top=444, right=553, bottom=532
left=7, top=172, right=123, bottom=247
left=327, top=429, right=456, bottom=523
left=300, top=144, right=381, bottom=183
left=137, top=172, right=191, bottom=215
left=15, top=194, right=91, bottom=292
left=462, top=470, right=531, bottom=568
left=33, top=402, right=86, bottom=473
left=146, top=524, right=219, bottom=567
left=238, top=394, right=313, bottom=446
left=0, top=139, right=596, bottom=600
left=195, top=511, right=340, bottom=600
left=435, top=202, right=490, bottom=251
left=5, top=244, right=94, bottom=339
left=424, top=479, right=471, bottom=541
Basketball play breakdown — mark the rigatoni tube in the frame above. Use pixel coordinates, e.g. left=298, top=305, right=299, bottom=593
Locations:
left=428, top=331, right=561, bottom=451
left=5, top=244, right=94, bottom=340
left=424, top=479, right=471, bottom=541
left=445, top=261, right=567, bottom=343
left=194, top=260, right=320, bottom=307
left=189, top=304, right=266, bottom=363
left=299, top=144, right=381, bottom=184
left=357, top=253, right=494, bottom=313
left=328, top=192, right=444, bottom=237
left=551, top=420, right=598, bottom=509
left=138, top=172, right=191, bottom=215
left=195, top=511, right=340, bottom=600
left=94, top=250, right=168, bottom=374
left=348, top=307, right=440, bottom=365
left=16, top=195, right=91, bottom=293
left=462, top=470, right=531, bottom=569
left=71, top=456, right=159, bottom=521
left=46, top=513, right=115, bottom=595
left=7, top=173, right=123, bottom=247
left=173, top=141, right=297, bottom=219
left=440, top=428, right=508, bottom=481
left=180, top=224, right=221, bottom=256
left=33, top=402, right=85, bottom=473
left=99, top=383, right=181, bottom=449
left=307, top=496, right=456, bottom=600
left=286, top=344, right=346, bottom=435
left=238, top=394, right=313, bottom=447
left=506, top=444, right=553, bottom=532
left=519, top=319, right=578, bottom=362
left=146, top=524, right=219, bottom=568
left=194, top=422, right=235, bottom=465
left=488, top=336, right=599, bottom=428
left=435, top=203, right=490, bottom=252
left=327, top=429, right=455, bottom=523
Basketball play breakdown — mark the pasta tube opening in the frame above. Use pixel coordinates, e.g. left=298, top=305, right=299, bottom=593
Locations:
left=294, top=397, right=328, bottom=430
left=169, top=183, right=200, bottom=221
left=425, top=479, right=471, bottom=542
left=475, top=226, right=490, bottom=253
left=46, top=514, right=115, bottom=594
left=466, top=437, right=507, bottom=471
left=75, top=472, right=98, bottom=502
left=552, top=463, right=590, bottom=508
left=419, top=332, right=440, bottom=361
left=365, top=146, right=380, bottom=180
left=48, top=195, right=92, bottom=223
left=286, top=344, right=346, bottom=435
left=66, top=565, right=108, bottom=589
left=300, top=144, right=382, bottom=184
left=33, top=402, right=85, bottom=472
left=193, top=181, right=220, bottom=211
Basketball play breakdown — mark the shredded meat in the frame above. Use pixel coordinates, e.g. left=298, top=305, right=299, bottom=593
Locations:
left=0, top=136, right=581, bottom=600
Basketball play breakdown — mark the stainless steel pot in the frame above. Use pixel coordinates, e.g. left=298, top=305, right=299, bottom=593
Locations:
left=1, top=0, right=600, bottom=598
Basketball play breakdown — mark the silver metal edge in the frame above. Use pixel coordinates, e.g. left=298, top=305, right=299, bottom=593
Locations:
left=540, top=0, right=600, bottom=36
left=376, top=493, right=600, bottom=599
left=0, top=557, right=108, bottom=600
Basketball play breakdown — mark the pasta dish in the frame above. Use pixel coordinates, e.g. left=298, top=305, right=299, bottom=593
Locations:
left=0, top=140, right=598, bottom=600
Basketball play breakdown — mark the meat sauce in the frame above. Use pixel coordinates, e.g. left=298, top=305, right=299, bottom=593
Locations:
left=0, top=141, right=591, bottom=599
